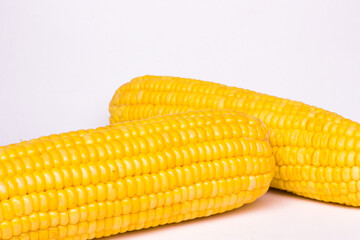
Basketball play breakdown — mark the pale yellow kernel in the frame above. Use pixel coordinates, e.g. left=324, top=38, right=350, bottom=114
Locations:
left=69, top=208, right=80, bottom=225
left=324, top=167, right=333, bottom=182
left=312, top=150, right=321, bottom=166
left=67, top=224, right=78, bottom=237
left=342, top=168, right=351, bottom=182
left=59, top=212, right=69, bottom=226
left=357, top=180, right=360, bottom=191
left=339, top=182, right=348, bottom=194
left=355, top=139, right=360, bottom=151
left=351, top=166, right=360, bottom=180
left=328, top=136, right=338, bottom=149
left=0, top=221, right=12, bottom=239
left=87, top=203, right=98, bottom=221
left=10, top=218, right=22, bottom=237
left=29, top=213, right=40, bottom=231
left=333, top=168, right=342, bottom=182
left=348, top=181, right=357, bottom=193
left=49, top=212, right=59, bottom=227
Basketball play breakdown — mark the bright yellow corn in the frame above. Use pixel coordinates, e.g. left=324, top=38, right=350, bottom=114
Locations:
left=0, top=110, right=274, bottom=239
left=109, top=75, right=360, bottom=206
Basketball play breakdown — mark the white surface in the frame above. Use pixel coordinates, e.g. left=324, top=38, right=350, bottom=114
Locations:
left=0, top=1, right=360, bottom=239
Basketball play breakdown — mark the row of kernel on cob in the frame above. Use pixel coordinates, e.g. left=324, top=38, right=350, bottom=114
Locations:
left=0, top=75, right=358, bottom=240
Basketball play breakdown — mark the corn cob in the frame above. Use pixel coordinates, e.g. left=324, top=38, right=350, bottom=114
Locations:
left=0, top=110, right=274, bottom=239
left=109, top=75, right=360, bottom=206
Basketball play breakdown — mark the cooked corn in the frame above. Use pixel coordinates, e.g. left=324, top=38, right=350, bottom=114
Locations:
left=109, top=75, right=360, bottom=206
left=0, top=110, right=274, bottom=239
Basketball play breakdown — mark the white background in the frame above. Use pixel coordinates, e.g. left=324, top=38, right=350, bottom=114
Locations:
left=1, top=1, right=360, bottom=239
